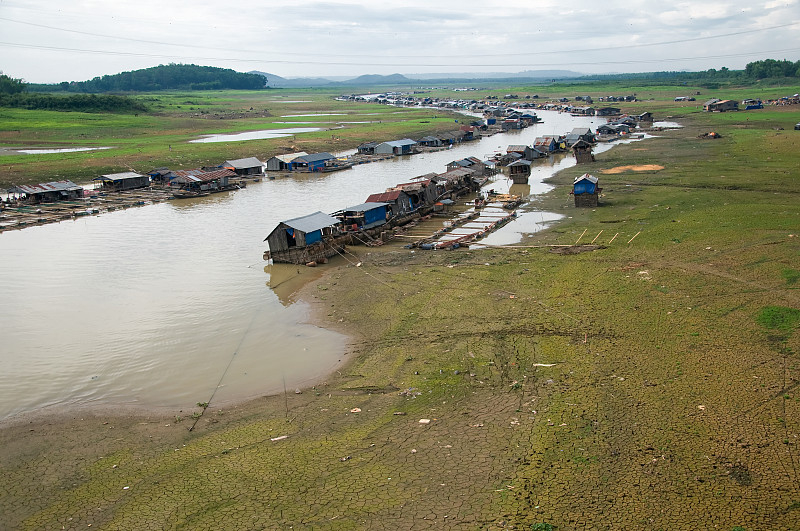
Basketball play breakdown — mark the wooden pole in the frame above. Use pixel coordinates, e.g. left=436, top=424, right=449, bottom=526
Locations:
left=590, top=230, right=604, bottom=244
left=627, top=231, right=641, bottom=244
left=608, top=233, right=620, bottom=244
left=575, top=228, right=588, bottom=244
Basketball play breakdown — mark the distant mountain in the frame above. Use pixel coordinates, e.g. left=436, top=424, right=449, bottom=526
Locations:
left=250, top=72, right=415, bottom=87
left=338, top=73, right=412, bottom=85
left=249, top=70, right=584, bottom=88
left=248, top=71, right=336, bottom=88
left=403, top=70, right=583, bottom=80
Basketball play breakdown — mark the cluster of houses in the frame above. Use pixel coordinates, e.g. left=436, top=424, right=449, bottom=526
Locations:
left=148, top=157, right=263, bottom=196
left=7, top=157, right=265, bottom=205
left=339, top=92, right=647, bottom=120
left=264, top=157, right=491, bottom=265
left=489, top=127, right=600, bottom=183
left=264, top=127, right=489, bottom=175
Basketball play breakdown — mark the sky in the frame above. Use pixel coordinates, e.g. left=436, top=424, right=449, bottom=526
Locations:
left=1, top=0, right=799, bottom=83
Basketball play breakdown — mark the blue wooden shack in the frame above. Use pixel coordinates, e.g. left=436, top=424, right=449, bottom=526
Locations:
left=335, top=202, right=389, bottom=230
left=572, top=173, right=601, bottom=207
left=289, top=152, right=335, bottom=172
left=264, top=211, right=342, bottom=264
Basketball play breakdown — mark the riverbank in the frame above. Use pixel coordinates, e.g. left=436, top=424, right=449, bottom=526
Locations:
left=2, top=106, right=799, bottom=530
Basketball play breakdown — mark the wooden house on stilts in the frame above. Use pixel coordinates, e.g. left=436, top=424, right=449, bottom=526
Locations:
left=571, top=173, right=601, bottom=207
left=572, top=139, right=595, bottom=164
left=263, top=211, right=344, bottom=264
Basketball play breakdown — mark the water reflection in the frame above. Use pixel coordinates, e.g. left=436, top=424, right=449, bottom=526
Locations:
left=265, top=262, right=331, bottom=307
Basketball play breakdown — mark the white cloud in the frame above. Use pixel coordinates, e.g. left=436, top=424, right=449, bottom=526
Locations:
left=0, top=0, right=797, bottom=82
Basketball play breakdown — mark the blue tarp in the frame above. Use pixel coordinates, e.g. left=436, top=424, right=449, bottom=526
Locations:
left=364, top=205, right=387, bottom=227
left=305, top=229, right=322, bottom=244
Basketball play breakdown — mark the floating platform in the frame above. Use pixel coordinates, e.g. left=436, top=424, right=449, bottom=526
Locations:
left=410, top=200, right=519, bottom=250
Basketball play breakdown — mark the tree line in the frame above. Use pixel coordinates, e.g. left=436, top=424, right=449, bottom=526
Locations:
left=0, top=92, right=148, bottom=113
left=576, top=59, right=800, bottom=83
left=29, top=64, right=267, bottom=93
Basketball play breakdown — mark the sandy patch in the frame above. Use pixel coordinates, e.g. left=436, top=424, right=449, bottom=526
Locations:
left=601, top=164, right=665, bottom=174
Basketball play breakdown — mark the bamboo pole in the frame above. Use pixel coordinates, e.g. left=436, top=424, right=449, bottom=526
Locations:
left=590, top=230, right=604, bottom=244
left=575, top=228, right=588, bottom=244
left=627, top=231, right=641, bottom=244
left=608, top=233, right=620, bottom=244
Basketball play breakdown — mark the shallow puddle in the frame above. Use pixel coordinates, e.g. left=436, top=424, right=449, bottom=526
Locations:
left=190, top=127, right=323, bottom=143
left=8, top=147, right=113, bottom=155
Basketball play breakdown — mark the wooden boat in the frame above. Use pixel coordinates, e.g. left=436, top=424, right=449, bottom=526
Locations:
left=172, top=190, right=210, bottom=199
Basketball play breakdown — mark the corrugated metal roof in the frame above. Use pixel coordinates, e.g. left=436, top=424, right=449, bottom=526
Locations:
left=282, top=211, right=340, bottom=233
left=272, top=152, right=308, bottom=163
left=394, top=179, right=431, bottom=190
left=508, top=159, right=532, bottom=167
left=12, top=180, right=82, bottom=194
left=339, top=202, right=388, bottom=212
left=506, top=145, right=527, bottom=152
left=96, top=172, right=146, bottom=181
left=378, top=139, right=417, bottom=148
left=224, top=157, right=263, bottom=169
left=172, top=168, right=236, bottom=183
left=366, top=190, right=403, bottom=203
left=574, top=173, right=598, bottom=184
left=293, top=152, right=334, bottom=163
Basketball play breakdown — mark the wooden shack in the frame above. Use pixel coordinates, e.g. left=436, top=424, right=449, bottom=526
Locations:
left=507, top=159, right=532, bottom=184
left=264, top=211, right=342, bottom=264
left=169, top=168, right=235, bottom=192
left=223, top=157, right=263, bottom=176
left=334, top=202, right=389, bottom=230
left=265, top=152, right=308, bottom=172
left=572, top=173, right=601, bottom=207
left=572, top=139, right=595, bottom=164
left=94, top=172, right=149, bottom=191
left=357, top=142, right=379, bottom=155
left=704, top=99, right=739, bottom=112
left=374, top=139, right=417, bottom=156
left=565, top=127, right=595, bottom=147
left=393, top=178, right=438, bottom=208
left=10, top=180, right=84, bottom=204
left=447, top=157, right=487, bottom=175
left=289, top=152, right=335, bottom=172
left=365, top=190, right=412, bottom=218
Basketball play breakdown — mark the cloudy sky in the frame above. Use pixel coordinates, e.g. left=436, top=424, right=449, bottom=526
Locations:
left=1, top=0, right=799, bottom=83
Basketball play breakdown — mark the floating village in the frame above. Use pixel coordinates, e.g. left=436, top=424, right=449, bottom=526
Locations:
left=1, top=94, right=664, bottom=262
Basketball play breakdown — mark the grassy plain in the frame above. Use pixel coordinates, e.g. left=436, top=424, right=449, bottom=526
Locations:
left=1, top=82, right=800, bottom=530
left=0, top=88, right=464, bottom=188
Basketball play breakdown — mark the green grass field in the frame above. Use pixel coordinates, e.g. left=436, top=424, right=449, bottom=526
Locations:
left=0, top=88, right=465, bottom=187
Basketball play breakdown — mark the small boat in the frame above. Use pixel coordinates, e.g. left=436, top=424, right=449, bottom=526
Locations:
left=172, top=190, right=210, bottom=199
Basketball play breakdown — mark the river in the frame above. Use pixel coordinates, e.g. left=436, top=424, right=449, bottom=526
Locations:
left=0, top=109, right=632, bottom=420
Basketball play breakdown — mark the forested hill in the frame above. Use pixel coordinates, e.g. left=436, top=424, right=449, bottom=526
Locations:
left=32, top=64, right=267, bottom=92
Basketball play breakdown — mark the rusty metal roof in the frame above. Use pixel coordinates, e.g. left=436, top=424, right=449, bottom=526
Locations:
left=366, top=190, right=404, bottom=203
left=171, top=168, right=236, bottom=182
left=11, top=180, right=82, bottom=194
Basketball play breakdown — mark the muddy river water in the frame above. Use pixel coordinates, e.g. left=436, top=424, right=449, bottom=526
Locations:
left=0, top=110, right=634, bottom=420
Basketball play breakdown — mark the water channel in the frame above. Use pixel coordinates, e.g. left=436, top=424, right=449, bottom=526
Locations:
left=0, top=109, right=634, bottom=420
